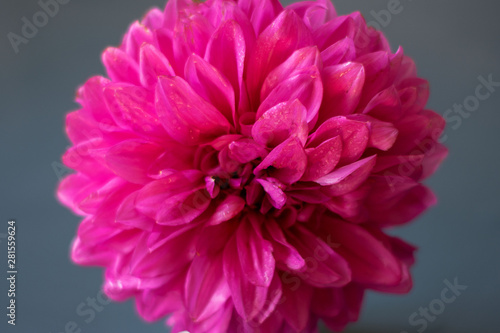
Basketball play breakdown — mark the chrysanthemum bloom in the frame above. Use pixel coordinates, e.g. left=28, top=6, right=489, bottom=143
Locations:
left=58, top=0, right=447, bottom=332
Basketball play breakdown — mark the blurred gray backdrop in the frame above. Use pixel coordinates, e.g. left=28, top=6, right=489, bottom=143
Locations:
left=1, top=0, right=499, bottom=332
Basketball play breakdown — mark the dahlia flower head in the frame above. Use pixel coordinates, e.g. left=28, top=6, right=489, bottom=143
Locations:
left=58, top=0, right=447, bottom=332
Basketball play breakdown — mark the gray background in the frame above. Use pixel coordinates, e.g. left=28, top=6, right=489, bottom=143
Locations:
left=1, top=0, right=499, bottom=332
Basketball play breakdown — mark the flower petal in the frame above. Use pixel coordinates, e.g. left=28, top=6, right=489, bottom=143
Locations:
left=205, top=20, right=246, bottom=112
left=256, top=177, right=287, bottom=209
left=302, top=135, right=342, bottom=181
left=257, top=66, right=323, bottom=124
left=206, top=195, right=246, bottom=226
left=265, top=219, right=305, bottom=270
left=252, top=99, right=308, bottom=147
left=105, top=139, right=164, bottom=184
left=185, top=53, right=236, bottom=125
left=238, top=0, right=283, bottom=35
left=236, top=215, right=275, bottom=287
left=277, top=280, right=313, bottom=332
left=103, top=83, right=166, bottom=138
left=285, top=225, right=351, bottom=288
left=255, top=137, right=307, bottom=184
left=102, top=47, right=140, bottom=85
left=247, top=9, right=314, bottom=106
left=260, top=46, right=322, bottom=102
left=139, top=43, right=175, bottom=88
left=156, top=76, right=231, bottom=145
left=318, top=62, right=365, bottom=122
left=317, top=155, right=376, bottom=196
left=135, top=170, right=210, bottom=225
left=185, top=254, right=231, bottom=321
left=309, top=116, right=369, bottom=165
left=320, top=217, right=403, bottom=286
left=321, top=37, right=356, bottom=66
left=223, top=234, right=268, bottom=321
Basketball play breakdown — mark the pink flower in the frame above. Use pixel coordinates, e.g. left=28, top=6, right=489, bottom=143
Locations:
left=57, top=0, right=447, bottom=332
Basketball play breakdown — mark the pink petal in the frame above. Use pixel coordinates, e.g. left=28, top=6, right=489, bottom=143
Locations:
left=236, top=215, right=275, bottom=287
left=139, top=43, right=175, bottom=89
left=163, top=0, right=191, bottom=31
left=142, top=8, right=164, bottom=30
left=171, top=13, right=213, bottom=74
left=313, top=15, right=355, bottom=51
left=103, top=83, right=167, bottom=138
left=317, top=62, right=365, bottom=122
left=356, top=51, right=392, bottom=110
left=135, top=275, right=184, bottom=321
left=135, top=170, right=209, bottom=225
left=277, top=281, right=313, bottom=332
left=419, top=143, right=448, bottom=180
left=57, top=174, right=101, bottom=215
left=115, top=191, right=155, bottom=231
left=317, top=155, right=376, bottom=196
left=185, top=54, right=236, bottom=125
left=309, top=116, right=369, bottom=165
left=286, top=225, right=351, bottom=287
left=245, top=179, right=265, bottom=206
left=62, top=139, right=113, bottom=179
left=238, top=0, right=283, bottom=35
left=130, top=226, right=199, bottom=278
left=288, top=0, right=337, bottom=30
left=65, top=110, right=98, bottom=145
left=205, top=20, right=246, bottom=113
left=349, top=114, right=399, bottom=151
left=147, top=141, right=196, bottom=177
left=265, top=219, right=305, bottom=270
left=288, top=188, right=332, bottom=204
left=256, top=177, right=287, bottom=209
left=177, top=300, right=234, bottom=333
left=102, top=47, right=140, bottom=85
left=302, top=135, right=342, bottom=181
left=223, top=234, right=268, bottom=321
left=367, top=175, right=437, bottom=226
left=399, top=77, right=430, bottom=112
left=252, top=99, right=308, bottom=147
left=321, top=217, right=402, bottom=286
left=321, top=37, right=356, bottom=66
left=363, top=85, right=402, bottom=122
left=257, top=66, right=323, bottom=124
left=228, top=138, right=268, bottom=164
left=155, top=76, right=231, bottom=145
left=323, top=185, right=369, bottom=222
left=122, top=21, right=154, bottom=61
left=206, top=195, right=246, bottom=226
left=252, top=273, right=283, bottom=324
left=372, top=154, right=425, bottom=174
left=185, top=254, right=231, bottom=321
left=247, top=9, right=314, bottom=106
left=76, top=76, right=113, bottom=123
left=260, top=46, right=322, bottom=101
left=105, top=139, right=164, bottom=184
left=254, top=137, right=307, bottom=184
left=322, top=284, right=364, bottom=332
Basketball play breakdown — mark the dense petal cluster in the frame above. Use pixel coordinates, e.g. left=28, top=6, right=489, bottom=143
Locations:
left=58, top=0, right=447, bottom=332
